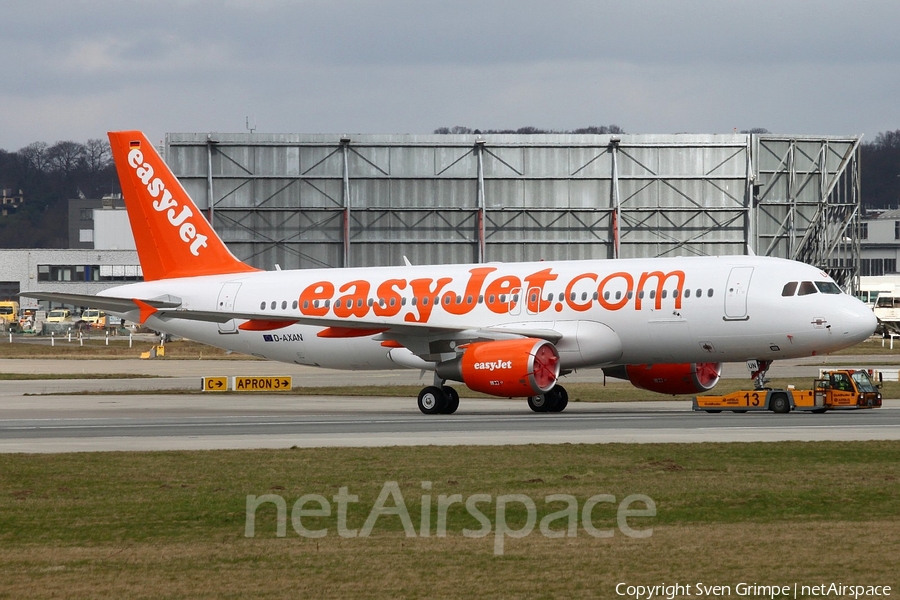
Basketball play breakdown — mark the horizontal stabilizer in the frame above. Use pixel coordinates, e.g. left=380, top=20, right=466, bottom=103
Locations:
left=20, top=291, right=181, bottom=315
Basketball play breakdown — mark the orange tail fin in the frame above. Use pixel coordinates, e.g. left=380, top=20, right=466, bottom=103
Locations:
left=108, top=131, right=259, bottom=281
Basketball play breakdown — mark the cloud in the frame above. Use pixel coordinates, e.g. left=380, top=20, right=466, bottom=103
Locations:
left=1, top=0, right=898, bottom=149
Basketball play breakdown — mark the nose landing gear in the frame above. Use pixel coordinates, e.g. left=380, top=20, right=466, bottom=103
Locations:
left=749, top=360, right=772, bottom=390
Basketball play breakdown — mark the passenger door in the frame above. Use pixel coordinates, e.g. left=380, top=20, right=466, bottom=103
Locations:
left=216, top=282, right=242, bottom=334
left=724, top=266, right=753, bottom=321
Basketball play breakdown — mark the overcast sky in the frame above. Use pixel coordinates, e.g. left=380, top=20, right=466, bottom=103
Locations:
left=2, top=1, right=899, bottom=151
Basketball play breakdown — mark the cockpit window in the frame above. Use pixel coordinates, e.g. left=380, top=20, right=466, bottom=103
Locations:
left=797, top=281, right=818, bottom=296
left=815, top=281, right=842, bottom=294
left=781, top=282, right=798, bottom=297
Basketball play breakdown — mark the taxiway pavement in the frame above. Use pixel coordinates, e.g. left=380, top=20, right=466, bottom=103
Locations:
left=1, top=357, right=899, bottom=452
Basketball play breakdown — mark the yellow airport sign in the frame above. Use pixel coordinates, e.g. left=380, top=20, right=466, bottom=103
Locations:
left=202, top=377, right=228, bottom=392
left=232, top=376, right=293, bottom=391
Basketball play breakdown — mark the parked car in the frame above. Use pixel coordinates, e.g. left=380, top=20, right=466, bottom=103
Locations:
left=0, top=301, right=19, bottom=327
left=46, top=309, right=71, bottom=323
left=81, top=309, right=107, bottom=328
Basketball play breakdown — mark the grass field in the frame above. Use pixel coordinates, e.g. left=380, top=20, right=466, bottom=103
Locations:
left=0, top=338, right=250, bottom=360
left=1, top=335, right=899, bottom=361
left=1, top=337, right=898, bottom=596
left=1, top=443, right=898, bottom=598
left=3, top=335, right=900, bottom=401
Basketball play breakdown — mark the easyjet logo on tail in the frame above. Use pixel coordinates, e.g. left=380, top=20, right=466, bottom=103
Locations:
left=109, top=130, right=257, bottom=281
left=127, top=147, right=208, bottom=257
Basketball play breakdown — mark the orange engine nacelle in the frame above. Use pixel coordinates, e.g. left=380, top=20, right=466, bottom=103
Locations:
left=606, top=362, right=723, bottom=395
left=435, top=338, right=560, bottom=397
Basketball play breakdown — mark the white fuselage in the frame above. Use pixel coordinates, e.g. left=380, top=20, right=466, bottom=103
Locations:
left=101, top=255, right=875, bottom=371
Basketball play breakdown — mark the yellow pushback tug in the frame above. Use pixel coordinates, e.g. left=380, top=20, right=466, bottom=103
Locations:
left=694, top=369, right=883, bottom=414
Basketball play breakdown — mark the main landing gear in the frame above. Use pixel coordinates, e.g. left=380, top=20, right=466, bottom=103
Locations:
left=417, top=385, right=460, bottom=415
left=415, top=380, right=569, bottom=415
left=527, top=385, right=569, bottom=413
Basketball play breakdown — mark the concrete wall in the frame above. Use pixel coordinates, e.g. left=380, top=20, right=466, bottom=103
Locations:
left=0, top=249, right=140, bottom=308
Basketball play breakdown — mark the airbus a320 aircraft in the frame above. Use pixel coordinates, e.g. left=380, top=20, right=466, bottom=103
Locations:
left=27, top=131, right=877, bottom=414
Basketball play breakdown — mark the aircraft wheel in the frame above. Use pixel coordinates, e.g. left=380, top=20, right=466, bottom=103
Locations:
left=418, top=386, right=447, bottom=415
left=770, top=393, right=791, bottom=414
left=441, top=386, right=460, bottom=414
left=527, top=394, right=550, bottom=413
left=549, top=385, right=568, bottom=413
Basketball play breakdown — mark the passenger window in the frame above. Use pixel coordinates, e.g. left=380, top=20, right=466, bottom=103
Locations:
left=707, top=289, right=714, bottom=298
left=798, top=281, right=818, bottom=296
left=685, top=289, right=691, bottom=298
left=782, top=282, right=798, bottom=296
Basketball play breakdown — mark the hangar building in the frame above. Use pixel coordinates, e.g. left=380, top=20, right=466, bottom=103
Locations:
left=163, top=132, right=860, bottom=290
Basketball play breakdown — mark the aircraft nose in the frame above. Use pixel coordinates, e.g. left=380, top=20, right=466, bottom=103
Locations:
left=840, top=298, right=877, bottom=344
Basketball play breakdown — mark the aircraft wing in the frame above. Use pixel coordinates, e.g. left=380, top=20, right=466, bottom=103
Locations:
left=21, top=291, right=562, bottom=360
